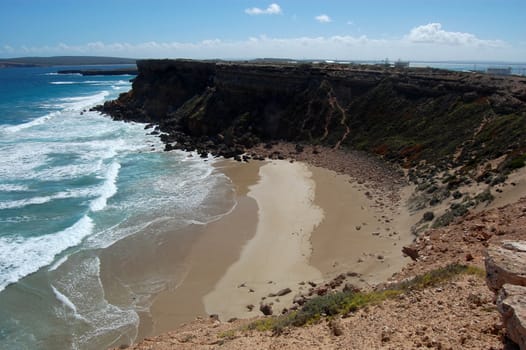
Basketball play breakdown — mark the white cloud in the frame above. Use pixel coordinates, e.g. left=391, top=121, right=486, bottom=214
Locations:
left=245, top=3, right=282, bottom=15
left=3, top=45, right=14, bottom=53
left=315, top=14, right=332, bottom=23
left=407, top=23, right=504, bottom=47
left=0, top=23, right=520, bottom=61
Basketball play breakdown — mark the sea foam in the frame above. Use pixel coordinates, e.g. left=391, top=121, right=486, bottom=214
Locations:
left=90, top=162, right=120, bottom=212
left=0, top=215, right=94, bottom=292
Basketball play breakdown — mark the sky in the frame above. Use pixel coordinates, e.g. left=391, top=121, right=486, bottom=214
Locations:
left=1, top=0, right=525, bottom=61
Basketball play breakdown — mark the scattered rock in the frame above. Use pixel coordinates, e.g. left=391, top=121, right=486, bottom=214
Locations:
left=259, top=303, right=273, bottom=316
left=276, top=288, right=292, bottom=296
left=246, top=304, right=254, bottom=311
left=293, top=295, right=306, bottom=306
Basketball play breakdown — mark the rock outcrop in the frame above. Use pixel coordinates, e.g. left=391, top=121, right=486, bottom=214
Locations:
left=95, top=59, right=526, bottom=170
left=497, top=283, right=526, bottom=349
left=486, top=240, right=526, bottom=349
left=485, top=240, right=526, bottom=292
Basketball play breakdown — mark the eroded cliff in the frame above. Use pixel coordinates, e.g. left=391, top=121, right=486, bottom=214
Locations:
left=96, top=59, right=526, bottom=170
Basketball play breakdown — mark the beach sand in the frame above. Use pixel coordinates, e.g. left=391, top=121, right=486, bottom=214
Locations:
left=130, top=157, right=420, bottom=338
left=203, top=161, right=324, bottom=320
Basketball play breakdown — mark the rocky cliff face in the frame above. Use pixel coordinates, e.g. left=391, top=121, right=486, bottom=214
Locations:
left=96, top=59, right=526, bottom=169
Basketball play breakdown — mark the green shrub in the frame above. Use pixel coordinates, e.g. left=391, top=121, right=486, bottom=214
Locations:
left=423, top=211, right=434, bottom=221
left=245, top=264, right=483, bottom=334
left=505, top=154, right=526, bottom=170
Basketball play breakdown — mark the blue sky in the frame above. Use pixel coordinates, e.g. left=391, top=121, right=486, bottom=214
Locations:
left=1, top=0, right=525, bottom=61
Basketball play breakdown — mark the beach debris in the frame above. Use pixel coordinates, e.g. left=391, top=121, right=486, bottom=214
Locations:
left=246, top=304, right=254, bottom=311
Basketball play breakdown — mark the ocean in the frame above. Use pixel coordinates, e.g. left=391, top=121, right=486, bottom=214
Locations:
left=0, top=65, right=236, bottom=349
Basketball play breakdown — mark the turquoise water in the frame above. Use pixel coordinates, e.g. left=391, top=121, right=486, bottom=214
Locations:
left=0, top=66, right=235, bottom=349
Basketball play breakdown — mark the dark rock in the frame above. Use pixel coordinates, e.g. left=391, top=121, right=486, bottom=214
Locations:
left=259, top=303, right=273, bottom=316
left=276, top=288, right=292, bottom=296
left=423, top=211, right=434, bottom=221
left=402, top=246, right=419, bottom=261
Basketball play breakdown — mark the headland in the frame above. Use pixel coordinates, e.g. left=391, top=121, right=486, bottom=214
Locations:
left=94, top=59, right=526, bottom=349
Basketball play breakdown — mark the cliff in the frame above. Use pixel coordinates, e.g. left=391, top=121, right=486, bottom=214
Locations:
left=96, top=59, right=526, bottom=170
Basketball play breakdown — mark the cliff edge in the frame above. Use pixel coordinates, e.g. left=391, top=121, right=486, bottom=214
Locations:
left=96, top=59, right=526, bottom=171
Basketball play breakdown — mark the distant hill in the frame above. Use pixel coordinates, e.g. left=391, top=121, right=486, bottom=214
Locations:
left=0, top=56, right=136, bottom=68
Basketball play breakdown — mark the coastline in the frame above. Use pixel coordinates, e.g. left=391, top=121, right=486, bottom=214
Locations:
left=140, top=160, right=262, bottom=336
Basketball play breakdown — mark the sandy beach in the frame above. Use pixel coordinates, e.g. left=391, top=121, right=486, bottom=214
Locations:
left=134, top=156, right=421, bottom=335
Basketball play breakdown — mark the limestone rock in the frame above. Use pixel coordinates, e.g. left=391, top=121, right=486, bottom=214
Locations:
left=485, top=240, right=526, bottom=292
left=497, top=284, right=526, bottom=349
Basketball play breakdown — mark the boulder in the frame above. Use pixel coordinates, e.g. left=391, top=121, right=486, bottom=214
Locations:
left=402, top=246, right=419, bottom=261
left=259, top=303, right=273, bottom=316
left=485, top=240, right=526, bottom=292
left=497, top=284, right=526, bottom=349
